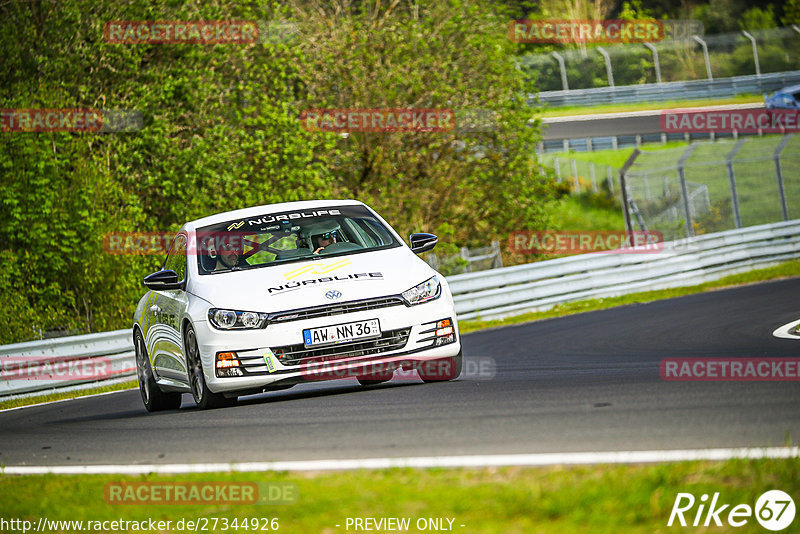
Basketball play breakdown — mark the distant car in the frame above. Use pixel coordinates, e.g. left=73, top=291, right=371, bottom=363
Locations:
left=132, top=200, right=462, bottom=411
left=765, top=84, right=800, bottom=110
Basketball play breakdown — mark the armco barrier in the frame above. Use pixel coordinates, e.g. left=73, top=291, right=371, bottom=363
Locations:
left=0, top=330, right=134, bottom=398
left=450, top=220, right=800, bottom=320
left=534, top=71, right=800, bottom=107
left=1, top=220, right=799, bottom=398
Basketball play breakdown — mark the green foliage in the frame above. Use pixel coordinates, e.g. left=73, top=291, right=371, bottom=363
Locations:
left=782, top=0, right=800, bottom=24
left=0, top=0, right=555, bottom=343
left=740, top=6, right=777, bottom=29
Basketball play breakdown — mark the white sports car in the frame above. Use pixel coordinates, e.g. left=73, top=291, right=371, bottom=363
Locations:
left=132, top=200, right=462, bottom=411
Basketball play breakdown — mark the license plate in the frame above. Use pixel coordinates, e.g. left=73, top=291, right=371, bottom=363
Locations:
left=303, top=319, right=381, bottom=348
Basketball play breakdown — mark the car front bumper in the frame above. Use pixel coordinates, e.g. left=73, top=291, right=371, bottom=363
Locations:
left=193, top=295, right=461, bottom=394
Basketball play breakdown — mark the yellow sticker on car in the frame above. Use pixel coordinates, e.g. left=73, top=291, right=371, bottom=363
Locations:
left=263, top=349, right=277, bottom=373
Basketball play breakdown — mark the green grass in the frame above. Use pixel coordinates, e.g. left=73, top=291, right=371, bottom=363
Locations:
left=1, top=458, right=797, bottom=533
left=538, top=94, right=763, bottom=118
left=541, top=134, right=800, bottom=239
left=548, top=194, right=625, bottom=231
left=459, top=259, right=800, bottom=334
left=0, top=380, right=137, bottom=411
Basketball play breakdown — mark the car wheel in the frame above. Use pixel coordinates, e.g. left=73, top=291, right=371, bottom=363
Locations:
left=134, top=329, right=182, bottom=412
left=417, top=350, right=463, bottom=383
left=185, top=325, right=237, bottom=409
left=357, top=370, right=394, bottom=386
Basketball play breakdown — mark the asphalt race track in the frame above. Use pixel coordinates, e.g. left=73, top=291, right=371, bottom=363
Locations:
left=541, top=104, right=764, bottom=140
left=1, top=277, right=799, bottom=467
left=542, top=113, right=663, bottom=139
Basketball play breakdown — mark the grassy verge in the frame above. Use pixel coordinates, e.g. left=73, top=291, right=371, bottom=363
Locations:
left=0, top=380, right=137, bottom=411
left=538, top=94, right=762, bottom=118
left=459, top=259, right=800, bottom=334
left=1, top=458, right=797, bottom=533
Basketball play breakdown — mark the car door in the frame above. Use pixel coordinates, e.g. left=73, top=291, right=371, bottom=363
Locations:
left=150, top=232, right=191, bottom=383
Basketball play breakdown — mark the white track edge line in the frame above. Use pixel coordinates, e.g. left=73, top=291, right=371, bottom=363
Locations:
left=3, top=447, right=798, bottom=475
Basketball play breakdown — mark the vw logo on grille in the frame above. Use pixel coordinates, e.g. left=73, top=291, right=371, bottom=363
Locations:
left=325, top=290, right=342, bottom=300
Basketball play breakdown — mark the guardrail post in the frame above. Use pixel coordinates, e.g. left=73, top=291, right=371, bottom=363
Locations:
left=597, top=46, right=614, bottom=87
left=774, top=135, right=793, bottom=221
left=460, top=246, right=471, bottom=273
left=677, top=144, right=698, bottom=237
left=619, top=148, right=641, bottom=234
left=551, top=51, right=569, bottom=91
left=490, top=241, right=502, bottom=269
left=643, top=42, right=662, bottom=83
left=741, top=31, right=761, bottom=76
left=693, top=35, right=713, bottom=80
left=725, top=139, right=745, bottom=228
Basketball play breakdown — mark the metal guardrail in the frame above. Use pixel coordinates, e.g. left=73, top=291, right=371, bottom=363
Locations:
left=1, top=220, right=799, bottom=398
left=0, top=330, right=134, bottom=398
left=449, top=220, right=800, bottom=320
left=534, top=71, right=800, bottom=108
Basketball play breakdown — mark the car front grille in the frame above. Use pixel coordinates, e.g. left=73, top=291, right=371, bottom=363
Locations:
left=270, top=328, right=411, bottom=367
left=266, top=297, right=405, bottom=324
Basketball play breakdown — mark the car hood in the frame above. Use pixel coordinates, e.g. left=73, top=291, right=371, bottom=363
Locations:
left=189, top=247, right=437, bottom=313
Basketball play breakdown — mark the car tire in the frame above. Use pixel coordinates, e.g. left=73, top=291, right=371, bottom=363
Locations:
left=134, top=329, right=182, bottom=412
left=417, top=350, right=463, bottom=383
left=185, top=325, right=237, bottom=410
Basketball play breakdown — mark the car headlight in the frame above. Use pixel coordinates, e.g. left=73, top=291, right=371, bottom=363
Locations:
left=208, top=308, right=269, bottom=330
left=401, top=276, right=441, bottom=306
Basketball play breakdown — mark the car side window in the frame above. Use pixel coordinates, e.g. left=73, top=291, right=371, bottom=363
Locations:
left=164, top=233, right=188, bottom=282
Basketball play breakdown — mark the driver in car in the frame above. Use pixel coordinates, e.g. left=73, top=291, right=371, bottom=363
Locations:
left=312, top=231, right=337, bottom=254
left=205, top=235, right=244, bottom=271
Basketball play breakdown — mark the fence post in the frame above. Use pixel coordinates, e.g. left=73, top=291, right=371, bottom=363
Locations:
left=551, top=51, right=569, bottom=91
left=677, top=144, right=699, bottom=237
left=693, top=35, right=713, bottom=80
left=741, top=31, right=761, bottom=76
left=725, top=139, right=745, bottom=228
left=571, top=159, right=580, bottom=191
left=607, top=165, right=614, bottom=196
left=553, top=155, right=561, bottom=181
left=643, top=42, right=662, bottom=83
left=774, top=135, right=793, bottom=221
left=597, top=46, right=614, bottom=87
left=590, top=162, right=598, bottom=192
left=619, top=148, right=641, bottom=234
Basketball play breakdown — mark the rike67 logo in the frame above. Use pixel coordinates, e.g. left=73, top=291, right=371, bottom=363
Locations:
left=668, top=490, right=796, bottom=531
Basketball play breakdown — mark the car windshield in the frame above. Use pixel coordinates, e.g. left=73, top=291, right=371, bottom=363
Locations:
left=196, top=205, right=400, bottom=274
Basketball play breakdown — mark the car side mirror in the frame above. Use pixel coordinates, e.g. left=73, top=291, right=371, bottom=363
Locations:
left=409, top=233, right=438, bottom=254
left=143, top=269, right=183, bottom=291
